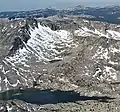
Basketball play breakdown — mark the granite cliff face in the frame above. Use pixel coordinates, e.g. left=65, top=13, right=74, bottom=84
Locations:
left=1, top=16, right=120, bottom=111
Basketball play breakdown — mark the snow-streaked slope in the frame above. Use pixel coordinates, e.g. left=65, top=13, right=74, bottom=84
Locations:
left=74, top=26, right=120, bottom=81
left=92, top=46, right=118, bottom=81
left=0, top=23, right=76, bottom=91
left=74, top=26, right=120, bottom=40
left=7, top=23, right=75, bottom=64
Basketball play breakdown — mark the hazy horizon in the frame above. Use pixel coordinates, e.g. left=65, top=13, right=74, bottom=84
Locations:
left=0, top=0, right=120, bottom=12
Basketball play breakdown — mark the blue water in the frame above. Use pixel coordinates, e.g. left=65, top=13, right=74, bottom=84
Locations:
left=0, top=88, right=114, bottom=104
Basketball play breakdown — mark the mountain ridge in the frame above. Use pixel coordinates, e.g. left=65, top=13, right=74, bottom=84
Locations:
left=0, top=5, right=120, bottom=24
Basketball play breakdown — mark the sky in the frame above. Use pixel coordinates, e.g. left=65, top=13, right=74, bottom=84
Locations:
left=0, top=0, right=120, bottom=12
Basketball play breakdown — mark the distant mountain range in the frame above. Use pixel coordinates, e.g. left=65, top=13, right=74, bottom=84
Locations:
left=1, top=5, right=120, bottom=24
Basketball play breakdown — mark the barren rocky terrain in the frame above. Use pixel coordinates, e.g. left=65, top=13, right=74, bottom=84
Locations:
left=0, top=15, right=120, bottom=111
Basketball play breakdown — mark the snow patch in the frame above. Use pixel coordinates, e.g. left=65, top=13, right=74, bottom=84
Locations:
left=103, top=66, right=117, bottom=81
left=92, top=46, right=110, bottom=60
